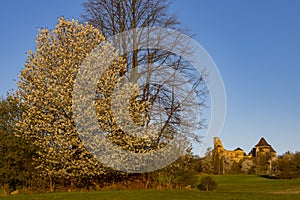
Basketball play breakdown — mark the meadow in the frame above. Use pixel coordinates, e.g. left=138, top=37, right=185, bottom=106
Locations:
left=1, top=175, right=300, bottom=200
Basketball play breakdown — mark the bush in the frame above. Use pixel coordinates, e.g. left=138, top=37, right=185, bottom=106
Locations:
left=197, top=176, right=217, bottom=191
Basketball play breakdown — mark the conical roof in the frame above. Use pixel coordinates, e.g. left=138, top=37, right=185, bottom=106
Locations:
left=255, top=137, right=276, bottom=153
left=234, top=147, right=243, bottom=151
left=256, top=137, right=270, bottom=147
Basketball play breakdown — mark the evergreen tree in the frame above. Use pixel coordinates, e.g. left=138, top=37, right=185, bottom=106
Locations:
left=0, top=94, right=34, bottom=195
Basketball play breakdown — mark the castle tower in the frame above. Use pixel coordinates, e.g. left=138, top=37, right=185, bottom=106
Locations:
left=249, top=137, right=276, bottom=158
left=214, top=137, right=223, bottom=149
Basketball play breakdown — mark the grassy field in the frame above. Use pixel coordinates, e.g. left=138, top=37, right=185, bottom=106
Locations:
left=1, top=175, right=300, bottom=200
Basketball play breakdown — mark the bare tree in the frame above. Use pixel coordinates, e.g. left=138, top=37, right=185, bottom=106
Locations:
left=82, top=0, right=207, bottom=151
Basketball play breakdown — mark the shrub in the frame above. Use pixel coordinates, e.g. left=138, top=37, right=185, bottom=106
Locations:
left=197, top=176, right=217, bottom=191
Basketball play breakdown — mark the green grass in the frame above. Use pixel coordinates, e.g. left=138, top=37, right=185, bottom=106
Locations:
left=1, top=175, right=300, bottom=200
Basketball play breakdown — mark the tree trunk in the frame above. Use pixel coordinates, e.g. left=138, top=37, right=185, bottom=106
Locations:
left=90, top=180, right=101, bottom=191
left=1, top=183, right=10, bottom=196
left=49, top=177, right=55, bottom=192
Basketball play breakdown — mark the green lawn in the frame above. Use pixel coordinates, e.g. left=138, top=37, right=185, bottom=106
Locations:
left=1, top=175, right=300, bottom=200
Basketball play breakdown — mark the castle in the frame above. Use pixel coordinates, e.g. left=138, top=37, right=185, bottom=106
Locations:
left=213, top=137, right=276, bottom=162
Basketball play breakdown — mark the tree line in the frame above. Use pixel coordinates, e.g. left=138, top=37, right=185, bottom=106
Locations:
left=198, top=147, right=300, bottom=179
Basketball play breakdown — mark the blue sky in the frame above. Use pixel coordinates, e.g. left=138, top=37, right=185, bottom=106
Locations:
left=0, top=0, right=299, bottom=156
